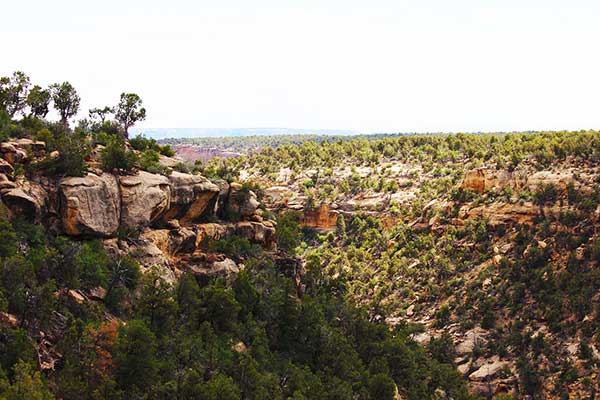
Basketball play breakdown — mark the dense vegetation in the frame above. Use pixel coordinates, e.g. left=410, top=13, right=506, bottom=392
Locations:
left=0, top=210, right=475, bottom=400
left=203, top=129, right=600, bottom=398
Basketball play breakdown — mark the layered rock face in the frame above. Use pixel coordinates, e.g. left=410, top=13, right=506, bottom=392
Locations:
left=300, top=204, right=340, bottom=229
left=0, top=141, right=271, bottom=243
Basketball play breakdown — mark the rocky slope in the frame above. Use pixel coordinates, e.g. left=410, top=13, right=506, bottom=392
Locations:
left=226, top=132, right=600, bottom=399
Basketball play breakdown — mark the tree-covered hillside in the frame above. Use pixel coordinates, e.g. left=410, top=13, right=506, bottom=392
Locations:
left=203, top=129, right=600, bottom=399
left=0, top=71, right=476, bottom=400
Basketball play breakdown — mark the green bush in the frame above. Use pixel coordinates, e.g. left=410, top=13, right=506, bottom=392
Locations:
left=101, top=136, right=137, bottom=174
left=159, top=144, right=175, bottom=157
left=139, top=149, right=169, bottom=175
left=37, top=132, right=90, bottom=177
left=129, top=134, right=158, bottom=152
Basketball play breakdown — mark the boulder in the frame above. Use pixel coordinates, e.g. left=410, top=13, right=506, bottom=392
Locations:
left=456, top=327, right=488, bottom=356
left=2, top=181, right=47, bottom=221
left=469, top=358, right=509, bottom=381
left=0, top=142, right=16, bottom=154
left=229, top=182, right=259, bottom=218
left=213, top=179, right=230, bottom=216
left=59, top=173, right=120, bottom=236
left=67, top=289, right=85, bottom=304
left=263, top=185, right=293, bottom=206
left=140, top=229, right=171, bottom=255
left=235, top=221, right=276, bottom=245
left=168, top=226, right=197, bottom=255
left=88, top=287, right=107, bottom=301
left=188, top=257, right=240, bottom=285
left=195, top=223, right=235, bottom=248
left=162, top=171, right=219, bottom=224
left=0, top=312, right=19, bottom=327
left=141, top=226, right=197, bottom=256
left=106, top=234, right=177, bottom=284
left=411, top=332, right=432, bottom=345
left=0, top=142, right=28, bottom=165
left=120, top=171, right=170, bottom=228
left=158, top=154, right=181, bottom=167
left=232, top=341, right=248, bottom=353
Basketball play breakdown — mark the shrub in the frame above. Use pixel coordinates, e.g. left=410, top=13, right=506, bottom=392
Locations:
left=139, top=149, right=169, bottom=175
left=159, top=144, right=175, bottom=157
left=101, top=136, right=137, bottom=174
left=207, top=236, right=261, bottom=259
left=38, top=132, right=90, bottom=177
left=434, top=304, right=451, bottom=328
left=368, top=373, right=396, bottom=400
left=129, top=134, right=157, bottom=151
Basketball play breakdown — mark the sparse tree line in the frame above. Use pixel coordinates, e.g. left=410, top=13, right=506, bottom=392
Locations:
left=0, top=71, right=145, bottom=136
left=0, top=71, right=178, bottom=178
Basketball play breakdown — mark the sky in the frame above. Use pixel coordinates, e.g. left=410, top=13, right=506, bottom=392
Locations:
left=2, top=0, right=600, bottom=134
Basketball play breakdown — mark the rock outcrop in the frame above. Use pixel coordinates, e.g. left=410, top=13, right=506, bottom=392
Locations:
left=59, top=173, right=120, bottom=236
left=300, top=204, right=339, bottom=230
left=119, top=171, right=171, bottom=228
left=228, top=182, right=259, bottom=218
left=0, top=174, right=16, bottom=191
left=462, top=201, right=563, bottom=227
left=235, top=220, right=276, bottom=244
left=2, top=184, right=47, bottom=221
left=526, top=170, right=574, bottom=193
left=184, top=256, right=240, bottom=285
left=162, top=171, right=219, bottom=225
left=461, top=168, right=515, bottom=194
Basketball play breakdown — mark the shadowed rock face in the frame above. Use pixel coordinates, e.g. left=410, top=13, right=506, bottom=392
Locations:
left=0, top=159, right=14, bottom=175
left=3, top=186, right=45, bottom=221
left=162, top=171, right=219, bottom=225
left=59, top=173, right=120, bottom=237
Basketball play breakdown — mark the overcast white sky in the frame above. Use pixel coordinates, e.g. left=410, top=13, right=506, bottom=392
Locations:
left=2, top=0, right=599, bottom=133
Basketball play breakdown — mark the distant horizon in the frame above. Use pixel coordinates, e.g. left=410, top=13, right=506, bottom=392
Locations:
left=133, top=126, right=594, bottom=140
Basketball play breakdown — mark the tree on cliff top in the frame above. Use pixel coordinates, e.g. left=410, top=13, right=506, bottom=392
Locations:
left=0, top=71, right=30, bottom=118
left=26, top=85, right=51, bottom=118
left=50, top=82, right=80, bottom=128
left=88, top=106, right=114, bottom=125
left=115, top=93, right=146, bottom=139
